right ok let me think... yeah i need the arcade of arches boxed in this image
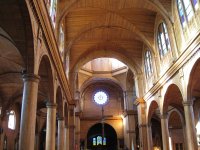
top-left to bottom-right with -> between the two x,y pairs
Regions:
1,0 -> 200,150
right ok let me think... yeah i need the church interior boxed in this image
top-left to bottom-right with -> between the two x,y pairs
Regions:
0,0 -> 200,150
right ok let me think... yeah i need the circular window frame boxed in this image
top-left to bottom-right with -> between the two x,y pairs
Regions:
93,90 -> 109,106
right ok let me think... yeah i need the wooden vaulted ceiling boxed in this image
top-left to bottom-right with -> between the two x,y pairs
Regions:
60,0 -> 160,72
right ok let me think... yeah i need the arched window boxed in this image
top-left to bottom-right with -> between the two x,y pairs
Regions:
144,50 -> 153,78
44,0 -> 57,27
192,0 -> 199,9
8,110 -> 16,130
157,22 -> 171,58
59,24 -> 64,61
49,0 -> 57,27
177,0 -> 195,27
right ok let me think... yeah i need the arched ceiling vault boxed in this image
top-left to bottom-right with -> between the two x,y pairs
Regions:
57,0 -> 173,29
65,10 -> 156,52
71,43 -> 142,76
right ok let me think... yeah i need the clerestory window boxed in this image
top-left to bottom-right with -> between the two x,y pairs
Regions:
144,50 -> 153,78
157,22 -> 171,58
8,110 -> 16,130
177,0 -> 198,27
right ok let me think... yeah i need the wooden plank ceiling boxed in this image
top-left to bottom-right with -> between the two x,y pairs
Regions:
62,0 -> 157,71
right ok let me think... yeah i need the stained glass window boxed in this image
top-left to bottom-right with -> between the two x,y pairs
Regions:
103,137 -> 106,146
50,0 -> 57,27
177,0 -> 186,26
59,24 -> 64,61
183,0 -> 194,20
93,138 -> 96,146
93,136 -> 106,146
157,22 -> 171,58
177,0 -> 195,27
144,50 -> 153,78
192,0 -> 199,9
8,110 -> 16,130
94,91 -> 108,105
97,136 -> 102,145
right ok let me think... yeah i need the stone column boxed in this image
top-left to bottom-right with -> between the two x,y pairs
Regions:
45,102 -> 57,150
147,124 -> 153,150
64,126 -> 69,150
123,111 -> 137,150
57,117 -> 65,150
138,124 -> 148,150
69,105 -> 75,150
135,98 -> 148,150
183,100 -> 198,150
160,114 -> 170,150
19,74 -> 40,150
75,113 -> 81,150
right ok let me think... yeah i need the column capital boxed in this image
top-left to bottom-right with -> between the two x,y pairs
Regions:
23,73 -> 40,82
182,100 -> 193,106
46,102 -> 57,108
134,98 -> 145,106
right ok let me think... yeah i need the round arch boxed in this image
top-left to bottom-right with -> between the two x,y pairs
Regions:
65,17 -> 154,54
57,0 -> 173,35
71,48 -> 141,76
0,1 -> 35,73
162,84 -> 184,115
87,123 -> 118,150
38,55 -> 55,103
187,56 -> 200,100
147,100 -> 161,124
80,76 -> 125,94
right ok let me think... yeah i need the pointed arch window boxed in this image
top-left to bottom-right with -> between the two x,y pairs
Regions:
8,110 -> 16,130
144,50 -> 153,78
50,0 -> 57,27
177,0 -> 196,27
59,24 -> 64,61
157,22 -> 171,58
192,0 -> 199,9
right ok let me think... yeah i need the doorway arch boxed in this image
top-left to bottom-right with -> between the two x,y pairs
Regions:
87,123 -> 118,150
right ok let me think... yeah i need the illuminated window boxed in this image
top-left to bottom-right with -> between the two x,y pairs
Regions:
49,0 -> 57,27
93,91 -> 109,105
93,136 -> 106,146
144,50 -> 153,78
177,0 -> 195,27
93,138 -> 96,146
8,110 -> 16,130
59,24 -> 64,61
192,0 -> 199,9
97,136 -> 102,145
157,22 -> 171,58
103,137 -> 106,146
196,115 -> 200,145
